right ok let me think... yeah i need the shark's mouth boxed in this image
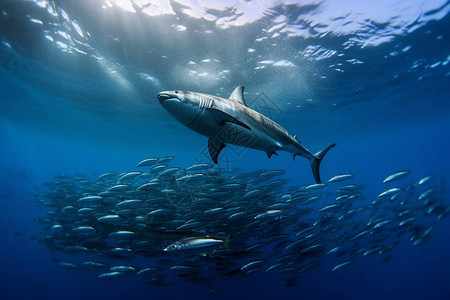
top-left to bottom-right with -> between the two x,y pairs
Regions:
157,93 -> 177,103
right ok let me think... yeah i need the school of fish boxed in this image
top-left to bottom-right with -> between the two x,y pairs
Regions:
34,157 -> 448,290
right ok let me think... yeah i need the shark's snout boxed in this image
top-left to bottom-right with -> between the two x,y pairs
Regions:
157,92 -> 173,103
158,91 -> 182,103
158,90 -> 203,126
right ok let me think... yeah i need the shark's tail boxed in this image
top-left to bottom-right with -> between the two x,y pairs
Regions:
309,143 -> 337,183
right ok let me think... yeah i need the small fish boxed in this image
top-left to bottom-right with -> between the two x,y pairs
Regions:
204,207 -> 224,215
338,184 -> 362,191
77,207 -> 95,216
160,167 -> 180,176
241,189 -> 263,200
107,184 -> 129,192
399,217 -> 416,227
177,173 -> 206,183
147,208 -> 174,217
108,231 -> 136,238
241,260 -> 265,271
328,174 -> 354,183
149,164 -> 167,173
254,210 -> 282,219
305,183 -> 327,190
118,171 -> 141,182
116,199 -> 142,209
300,243 -> 322,254
228,211 -> 247,220
418,187 -> 437,201
331,260 -> 353,271
298,261 -> 321,273
350,229 -> 369,240
363,246 -> 382,256
220,183 -> 244,190
136,267 -> 162,275
176,221 -> 203,230
62,206 -> 76,213
318,203 -> 340,212
98,215 -> 121,224
186,163 -> 212,171
72,226 -> 95,234
110,248 -> 133,255
268,203 -> 291,210
326,246 -> 340,255
266,262 -> 284,272
383,171 -> 410,183
158,156 -> 175,163
99,271 -> 126,279
110,266 -> 135,273
259,170 -> 285,179
137,182 -> 160,190
60,262 -> 80,269
137,158 -> 158,167
98,172 -> 116,180
285,238 -> 305,250
378,188 -> 402,198
373,220 -> 391,229
163,237 -> 224,252
437,207 -> 450,220
51,224 -> 63,232
78,196 -> 102,204
82,261 -> 108,269
301,195 -> 321,204
170,265 -> 199,271
246,242 -> 265,251
418,174 -> 434,185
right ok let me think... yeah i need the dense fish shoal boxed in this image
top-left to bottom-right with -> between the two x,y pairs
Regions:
34,159 -> 448,289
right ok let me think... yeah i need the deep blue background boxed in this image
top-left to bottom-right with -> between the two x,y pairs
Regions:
1,0 -> 449,299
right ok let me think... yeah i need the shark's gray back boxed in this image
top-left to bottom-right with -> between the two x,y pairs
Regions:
211,95 -> 296,146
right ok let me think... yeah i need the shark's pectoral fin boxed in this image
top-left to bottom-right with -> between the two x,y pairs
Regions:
266,151 -> 279,158
206,107 -> 251,130
208,137 -> 226,164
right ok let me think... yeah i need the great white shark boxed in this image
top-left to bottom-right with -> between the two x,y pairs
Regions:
157,86 -> 336,183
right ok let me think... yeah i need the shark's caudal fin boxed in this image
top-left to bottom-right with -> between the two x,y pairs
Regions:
309,143 -> 337,183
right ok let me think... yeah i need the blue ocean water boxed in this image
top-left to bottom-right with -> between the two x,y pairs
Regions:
1,0 -> 449,299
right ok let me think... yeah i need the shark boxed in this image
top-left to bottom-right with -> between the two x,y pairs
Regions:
157,86 -> 336,183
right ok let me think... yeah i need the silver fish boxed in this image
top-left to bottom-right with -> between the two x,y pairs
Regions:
163,237 -> 224,252
383,171 -> 410,183
331,260 -> 353,271
328,173 -> 354,183
137,158 -> 158,167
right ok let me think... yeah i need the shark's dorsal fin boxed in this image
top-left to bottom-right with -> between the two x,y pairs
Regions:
206,107 -> 251,130
208,138 -> 226,164
229,86 -> 247,106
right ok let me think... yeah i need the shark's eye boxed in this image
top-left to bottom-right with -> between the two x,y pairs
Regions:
175,90 -> 179,94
